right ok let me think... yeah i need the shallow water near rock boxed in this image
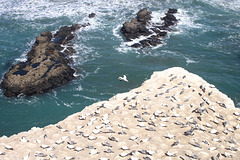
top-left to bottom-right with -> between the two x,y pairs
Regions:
0,0 -> 239,136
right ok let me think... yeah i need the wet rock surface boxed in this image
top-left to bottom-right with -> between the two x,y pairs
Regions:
1,24 -> 88,97
88,13 -> 96,18
120,8 -> 178,48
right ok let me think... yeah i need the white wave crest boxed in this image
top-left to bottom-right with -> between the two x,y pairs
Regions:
174,9 -> 203,35
15,39 -> 35,62
186,58 -> 199,65
0,0 -> 147,21
73,94 -> 99,102
201,0 -> 240,12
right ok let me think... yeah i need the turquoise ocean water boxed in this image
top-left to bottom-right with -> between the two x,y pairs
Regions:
0,0 -> 239,137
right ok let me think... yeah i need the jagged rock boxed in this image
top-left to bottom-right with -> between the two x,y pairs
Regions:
120,9 -> 152,41
162,13 -> 178,27
167,8 -> 178,14
88,13 -> 96,18
136,8 -> 152,24
120,8 -> 178,48
1,24 -> 88,97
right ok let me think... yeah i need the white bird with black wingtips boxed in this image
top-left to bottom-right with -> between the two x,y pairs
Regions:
118,74 -> 128,82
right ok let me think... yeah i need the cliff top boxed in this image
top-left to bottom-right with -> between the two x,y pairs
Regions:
0,67 -> 239,160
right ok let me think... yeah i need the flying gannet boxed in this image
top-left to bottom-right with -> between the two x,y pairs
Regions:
118,75 -> 128,82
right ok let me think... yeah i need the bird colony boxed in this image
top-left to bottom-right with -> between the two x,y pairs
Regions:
0,67 -> 239,160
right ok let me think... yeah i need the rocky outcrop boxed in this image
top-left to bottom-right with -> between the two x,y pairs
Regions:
88,13 -> 96,18
120,8 -> 178,48
1,24 -> 89,97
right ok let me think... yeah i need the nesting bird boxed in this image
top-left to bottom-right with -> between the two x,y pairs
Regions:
67,145 -> 75,150
0,151 -> 6,155
104,149 -> 114,153
64,157 -> 75,160
171,139 -> 180,147
5,145 -> 13,150
102,141 -> 112,147
121,146 -> 130,150
20,136 -> 29,143
165,151 -> 176,157
108,136 -> 118,142
49,153 -> 57,158
119,152 -> 129,157
75,147 -> 84,152
55,140 -> 64,145
185,151 -> 199,159
209,129 -> 219,135
164,133 -> 175,139
208,147 -> 218,151
189,139 -> 202,148
40,144 -> 50,149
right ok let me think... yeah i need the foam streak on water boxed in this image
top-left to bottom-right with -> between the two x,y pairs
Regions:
201,0 -> 240,12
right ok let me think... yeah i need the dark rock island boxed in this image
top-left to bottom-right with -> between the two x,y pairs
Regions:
120,8 -> 178,48
1,24 -> 88,97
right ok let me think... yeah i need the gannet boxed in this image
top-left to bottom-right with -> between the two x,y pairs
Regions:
118,75 -> 128,82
